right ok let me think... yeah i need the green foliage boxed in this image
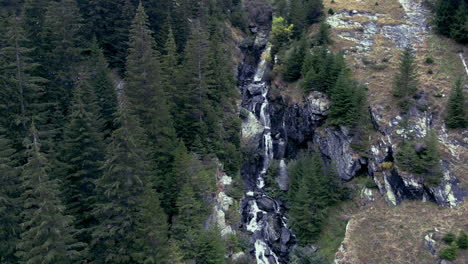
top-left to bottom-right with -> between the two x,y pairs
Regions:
61,73 -> 105,245
193,228 -> 227,264
457,231 -> 468,249
0,14 -> 47,146
328,71 -> 369,128
0,131 -> 20,263
396,130 -> 442,185
288,152 -> 341,245
17,125 -> 85,263
90,102 -> 154,263
433,0 -> 467,43
271,16 -> 293,53
328,8 -> 335,15
88,39 -> 118,138
125,3 -> 178,201
291,246 -> 327,264
316,23 -> 332,46
284,42 -> 306,82
443,232 -> 457,244
445,77 -> 466,129
393,46 -> 418,111
439,246 -> 457,261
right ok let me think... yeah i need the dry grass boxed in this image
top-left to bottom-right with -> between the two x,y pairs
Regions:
324,0 -> 406,20
340,198 -> 468,264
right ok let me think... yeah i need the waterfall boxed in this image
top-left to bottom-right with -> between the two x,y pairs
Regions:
239,30 -> 294,263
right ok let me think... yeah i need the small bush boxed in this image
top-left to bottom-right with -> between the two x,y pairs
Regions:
457,231 -> 468,249
439,246 -> 457,260
443,232 -> 456,244
375,2 -> 379,6
425,57 -> 434,64
380,162 -> 393,171
328,8 -> 335,15
427,69 -> 433,74
364,177 -> 378,189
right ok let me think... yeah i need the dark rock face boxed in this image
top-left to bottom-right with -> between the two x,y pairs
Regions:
313,126 -> 363,181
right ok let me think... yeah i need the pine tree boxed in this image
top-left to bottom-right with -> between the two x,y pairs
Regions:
316,22 -> 332,46
445,77 -> 466,129
90,101 -> 152,264
80,0 -> 135,70
88,39 -> 119,137
0,130 -> 20,263
328,71 -> 355,126
125,2 -> 177,178
176,21 -> 211,149
133,186 -> 169,264
61,72 -> 105,245
167,240 -> 185,264
161,27 -> 179,113
193,228 -> 226,264
0,15 -> 47,147
449,1 -> 468,43
288,153 -> 339,245
393,46 -> 418,110
433,0 -> 459,37
16,125 -> 84,264
283,42 -> 306,82
42,0 -> 85,114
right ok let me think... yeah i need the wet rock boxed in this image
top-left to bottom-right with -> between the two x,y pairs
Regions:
242,108 -> 263,141
257,196 -> 277,212
314,127 -> 361,181
265,216 -> 282,242
277,159 -> 289,191
280,227 -> 291,245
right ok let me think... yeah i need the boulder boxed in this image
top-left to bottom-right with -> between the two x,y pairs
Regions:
256,196 -> 277,212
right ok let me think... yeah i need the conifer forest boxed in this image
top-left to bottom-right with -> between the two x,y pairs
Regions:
0,0 -> 467,264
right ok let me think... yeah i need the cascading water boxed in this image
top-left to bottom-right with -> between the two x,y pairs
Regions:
239,30 -> 295,263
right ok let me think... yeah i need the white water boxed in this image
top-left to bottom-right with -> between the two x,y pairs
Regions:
459,53 -> 468,76
244,43 -> 281,264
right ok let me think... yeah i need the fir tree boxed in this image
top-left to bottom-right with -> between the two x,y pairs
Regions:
393,46 -> 418,110
176,21 -> 211,149
61,72 -> 105,245
0,15 -> 47,146
328,71 -> 355,126
445,77 -> 466,129
283,42 -> 306,82
449,1 -> 468,43
161,27 -> 179,113
133,186 -> 169,264
16,125 -> 84,264
0,130 -> 20,263
80,0 -> 135,70
125,2 -> 177,180
88,39 -> 119,137
90,101 -> 152,264
42,0 -> 85,114
193,228 -> 226,264
288,153 -> 339,245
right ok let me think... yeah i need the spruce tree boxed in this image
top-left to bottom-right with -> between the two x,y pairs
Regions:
445,77 -> 466,129
0,130 -> 20,263
125,2 -> 177,183
61,73 -> 105,245
88,39 -> 119,137
283,43 -> 306,82
193,228 -> 226,264
0,15 -> 47,146
161,27 -> 179,113
288,153 -> 339,245
133,186 -> 169,264
176,21 -> 211,149
393,46 -> 418,110
90,101 -> 151,264
328,71 -> 355,126
42,0 -> 85,116
449,1 -> 468,43
16,125 -> 84,264
80,0 -> 135,70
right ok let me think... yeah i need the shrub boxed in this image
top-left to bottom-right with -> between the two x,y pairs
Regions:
443,232 -> 456,244
427,69 -> 433,74
380,162 -> 393,171
425,57 -> 434,64
328,8 -> 335,15
457,231 -> 468,249
439,246 -> 457,260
